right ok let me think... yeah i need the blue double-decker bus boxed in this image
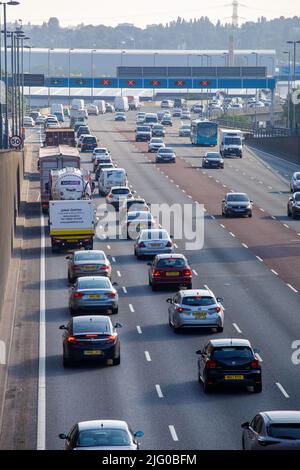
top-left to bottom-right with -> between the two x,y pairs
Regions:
190,120 -> 218,146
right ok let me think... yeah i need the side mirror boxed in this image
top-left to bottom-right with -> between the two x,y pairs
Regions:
241,422 -> 250,429
166,298 -> 172,303
196,349 -> 202,355
59,433 -> 67,440
250,200 -> 253,204
66,256 -> 70,260
216,297 -> 224,302
222,199 -> 225,203
115,322 -> 123,328
134,431 -> 144,438
147,263 -> 152,266
112,282 -> 119,287
170,235 -> 174,239
253,348 -> 261,354
59,325 -> 67,330
289,197 -> 293,201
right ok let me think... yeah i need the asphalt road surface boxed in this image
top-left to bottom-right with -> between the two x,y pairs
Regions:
27,109 -> 300,450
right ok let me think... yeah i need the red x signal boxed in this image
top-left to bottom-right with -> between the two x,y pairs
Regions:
102,79 -> 111,86
127,80 -> 136,86
200,80 -> 209,86
176,80 -> 185,87
151,80 -> 160,86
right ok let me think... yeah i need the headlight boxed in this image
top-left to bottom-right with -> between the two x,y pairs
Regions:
246,204 -> 252,209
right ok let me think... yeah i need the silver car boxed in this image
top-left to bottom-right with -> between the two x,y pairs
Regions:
148,138 -> 165,153
242,411 -> 300,450
290,172 -> 300,193
134,229 -> 174,259
69,276 -> 119,315
59,420 -> 144,450
167,288 -> 224,333
67,250 -> 112,282
156,147 -> 176,163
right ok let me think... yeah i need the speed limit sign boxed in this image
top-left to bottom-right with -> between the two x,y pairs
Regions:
9,135 -> 23,148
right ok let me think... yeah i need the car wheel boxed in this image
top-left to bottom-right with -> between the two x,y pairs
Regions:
173,326 -> 181,334
253,383 -> 262,393
111,306 -> 119,315
113,356 -> 121,366
63,355 -> 72,367
69,307 -> 77,316
242,436 -> 246,450
216,326 -> 224,333
248,212 -> 252,218
287,209 -> 291,217
148,277 -> 152,286
152,284 -> 158,292
292,211 -> 297,220
198,371 -> 202,383
203,380 -> 213,394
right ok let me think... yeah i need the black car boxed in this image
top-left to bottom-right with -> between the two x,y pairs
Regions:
151,124 -> 165,138
202,152 -> 224,169
196,338 -> 262,394
77,125 -> 90,139
81,135 -> 98,152
60,316 -> 122,367
222,192 -> 252,218
287,192 -> 300,219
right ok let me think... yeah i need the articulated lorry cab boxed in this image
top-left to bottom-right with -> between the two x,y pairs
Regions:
220,129 -> 243,158
49,200 -> 95,253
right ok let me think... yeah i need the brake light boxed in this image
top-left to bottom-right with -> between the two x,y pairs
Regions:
138,242 -> 146,248
206,360 -> 217,369
215,306 -> 221,313
166,241 -> 173,247
251,360 -> 259,369
67,336 -> 77,344
106,335 -> 117,344
72,266 -> 81,271
108,194 -> 113,198
176,307 -> 184,313
73,292 -> 84,299
105,292 -> 116,298
183,269 -> 192,277
153,270 -> 161,277
100,265 -> 109,270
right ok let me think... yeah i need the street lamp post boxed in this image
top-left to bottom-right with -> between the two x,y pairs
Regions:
47,47 -> 54,108
2,1 -> 20,148
287,40 -> 300,132
283,51 -> 291,129
27,44 -> 32,113
153,52 -> 158,101
120,50 -> 125,97
91,49 -> 96,103
252,52 -> 259,131
68,48 -> 74,107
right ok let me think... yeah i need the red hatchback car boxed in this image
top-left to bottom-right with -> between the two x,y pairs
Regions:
148,254 -> 192,291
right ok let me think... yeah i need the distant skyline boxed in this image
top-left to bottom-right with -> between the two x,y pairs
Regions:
6,0 -> 300,28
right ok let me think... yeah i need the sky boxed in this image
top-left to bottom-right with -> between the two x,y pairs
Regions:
6,0 -> 300,28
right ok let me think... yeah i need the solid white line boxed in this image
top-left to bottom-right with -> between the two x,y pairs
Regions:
169,425 -> 179,442
211,215 -> 216,220
271,269 -> 278,276
37,213 -> 46,450
107,245 -> 111,250
145,351 -> 152,362
287,284 -> 298,293
137,326 -> 142,334
117,271 -> 122,277
220,224 -> 225,229
174,243 -> 178,249
271,216 -> 276,220
192,270 -> 198,276
259,208 -> 265,212
129,304 -> 135,313
256,354 -> 263,363
155,385 -> 164,398
122,286 -> 128,294
283,224 -> 289,229
233,323 -> 242,334
229,232 -> 236,238
188,195 -> 192,199
276,382 -> 290,398
242,243 -> 248,249
256,256 -> 263,262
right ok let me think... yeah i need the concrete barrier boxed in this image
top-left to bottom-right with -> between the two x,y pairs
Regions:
0,149 -> 24,318
246,137 -> 300,165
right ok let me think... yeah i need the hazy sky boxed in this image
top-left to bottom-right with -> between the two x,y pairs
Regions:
7,0 -> 300,28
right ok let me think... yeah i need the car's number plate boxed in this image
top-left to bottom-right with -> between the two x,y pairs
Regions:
84,266 -> 96,271
166,272 -> 180,277
225,375 -> 244,380
84,350 -> 102,356
89,295 -> 102,299
151,243 -> 161,247
194,311 -> 207,319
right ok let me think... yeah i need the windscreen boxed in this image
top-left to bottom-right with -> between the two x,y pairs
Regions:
225,137 -> 241,145
77,278 -> 111,289
75,252 -> 105,262
268,424 -> 300,440
212,347 -> 253,360
182,296 -> 215,306
77,429 -> 131,447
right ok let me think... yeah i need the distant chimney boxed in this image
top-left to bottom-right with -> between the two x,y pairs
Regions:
229,35 -> 235,66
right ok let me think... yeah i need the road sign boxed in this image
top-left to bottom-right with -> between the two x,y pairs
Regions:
9,135 -> 23,148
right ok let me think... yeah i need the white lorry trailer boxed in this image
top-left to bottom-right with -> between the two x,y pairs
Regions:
49,200 -> 95,252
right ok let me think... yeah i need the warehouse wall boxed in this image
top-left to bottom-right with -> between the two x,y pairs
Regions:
0,150 -> 24,318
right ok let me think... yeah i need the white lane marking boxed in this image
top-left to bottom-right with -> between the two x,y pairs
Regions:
233,323 -> 242,334
145,351 -> 152,362
220,224 -> 225,229
122,286 -> 128,294
137,326 -> 142,335
204,285 -> 209,290
176,184 -> 179,188
182,189 -> 186,193
256,256 -> 263,262
223,185 -> 227,188
169,425 -> 179,442
188,195 -> 192,199
208,175 -> 213,178
259,208 -> 265,212
107,245 -> 111,250
216,179 -> 220,183
267,186 -> 273,189
37,213 -> 46,450
271,216 -> 276,220
170,179 -> 174,183
229,232 -> 236,238
276,382 -> 290,398
192,270 -> 198,276
129,304 -> 135,313
174,243 -> 178,249
242,243 -> 248,249
211,215 -> 216,220
287,284 -> 298,293
283,224 -> 289,229
0,340 -> 5,365
258,181 -> 263,184
112,257 -> 116,263
117,271 -> 122,277
155,385 -> 164,398
298,234 -> 300,237
271,269 -> 278,276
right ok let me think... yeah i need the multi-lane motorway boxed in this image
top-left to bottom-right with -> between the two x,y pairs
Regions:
7,106 -> 300,450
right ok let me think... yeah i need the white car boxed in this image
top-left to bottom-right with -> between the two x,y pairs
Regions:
181,112 -> 191,120
161,100 -> 174,109
23,116 -> 35,127
106,186 -> 134,209
92,147 -> 111,162
290,172 -> 300,193
59,420 -> 144,450
148,138 -> 165,153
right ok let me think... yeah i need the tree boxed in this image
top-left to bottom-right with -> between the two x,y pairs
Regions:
48,17 -> 60,30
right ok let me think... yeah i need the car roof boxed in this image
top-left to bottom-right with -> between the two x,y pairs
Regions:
127,198 -> 146,204
78,420 -> 129,431
77,276 -> 111,283
209,338 -> 252,348
226,192 -> 248,197
180,289 -> 212,297
160,147 -> 173,151
293,172 -> 300,176
110,186 -> 130,191
262,411 -> 300,424
155,254 -> 187,260
74,250 -> 105,256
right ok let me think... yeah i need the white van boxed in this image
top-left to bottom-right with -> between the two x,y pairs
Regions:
93,100 -> 106,114
114,96 -> 129,112
98,168 -> 128,196
220,129 -> 243,158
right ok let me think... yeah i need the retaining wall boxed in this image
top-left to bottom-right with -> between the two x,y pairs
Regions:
246,137 -> 300,165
